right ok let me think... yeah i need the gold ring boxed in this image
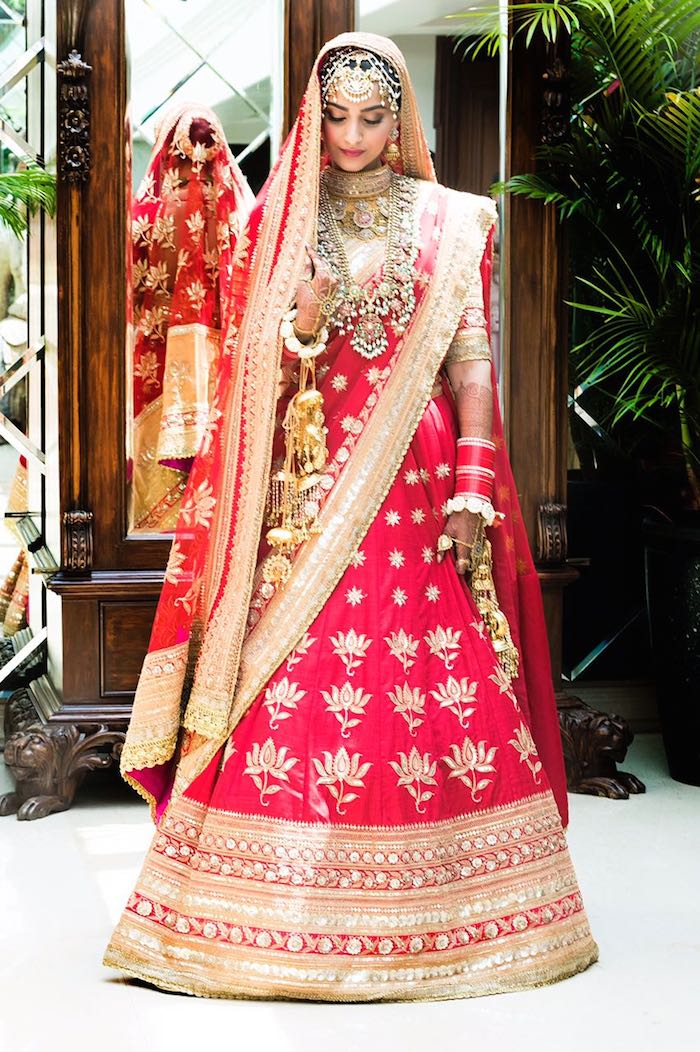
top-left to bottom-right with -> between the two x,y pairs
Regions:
437,533 -> 453,552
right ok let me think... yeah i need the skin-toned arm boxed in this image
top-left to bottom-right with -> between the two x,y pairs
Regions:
439,357 -> 493,573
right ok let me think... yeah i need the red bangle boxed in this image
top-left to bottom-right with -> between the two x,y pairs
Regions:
455,437 -> 495,501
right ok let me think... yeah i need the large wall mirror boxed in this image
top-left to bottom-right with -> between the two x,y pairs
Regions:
125,0 -> 284,535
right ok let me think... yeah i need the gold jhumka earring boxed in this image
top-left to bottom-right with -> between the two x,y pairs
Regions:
385,126 -> 401,167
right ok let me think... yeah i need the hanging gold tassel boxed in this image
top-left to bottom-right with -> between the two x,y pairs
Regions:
261,353 -> 328,586
467,523 -> 520,684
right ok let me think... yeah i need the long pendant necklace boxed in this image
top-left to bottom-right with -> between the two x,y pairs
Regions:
318,171 -> 419,360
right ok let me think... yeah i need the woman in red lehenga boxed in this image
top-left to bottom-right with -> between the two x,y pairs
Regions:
105,33 -> 599,1000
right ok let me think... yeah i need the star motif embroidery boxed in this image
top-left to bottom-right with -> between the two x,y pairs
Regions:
392,587 -> 408,606
441,502 -> 451,517
435,463 -> 451,479
404,470 -> 420,486
330,373 -> 348,392
411,508 -> 426,524
388,549 -> 405,569
366,366 -> 389,386
349,549 -> 367,568
346,586 -> 366,606
419,468 -> 430,482
341,415 -> 362,435
425,584 -> 441,602
421,546 -> 435,564
385,510 -> 401,526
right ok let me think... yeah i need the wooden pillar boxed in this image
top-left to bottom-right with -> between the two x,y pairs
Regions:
283,0 -> 354,136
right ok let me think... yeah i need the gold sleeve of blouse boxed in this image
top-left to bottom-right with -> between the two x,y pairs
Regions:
443,273 -> 491,366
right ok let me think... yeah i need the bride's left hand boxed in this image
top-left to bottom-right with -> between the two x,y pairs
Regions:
437,509 -> 480,575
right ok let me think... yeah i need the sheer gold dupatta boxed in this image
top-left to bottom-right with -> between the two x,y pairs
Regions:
120,33 -> 493,817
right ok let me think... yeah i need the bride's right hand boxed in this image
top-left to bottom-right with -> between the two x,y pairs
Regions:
294,245 -> 337,340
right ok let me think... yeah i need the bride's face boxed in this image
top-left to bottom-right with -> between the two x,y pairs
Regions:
322,82 -> 397,173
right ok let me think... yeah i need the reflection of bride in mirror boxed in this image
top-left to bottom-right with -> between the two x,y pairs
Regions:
127,104 -> 253,533
107,33 -> 598,1000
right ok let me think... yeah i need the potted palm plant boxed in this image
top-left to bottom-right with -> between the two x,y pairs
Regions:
457,0 -> 700,783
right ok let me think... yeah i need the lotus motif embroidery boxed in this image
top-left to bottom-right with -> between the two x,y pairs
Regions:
321,683 -> 372,738
329,629 -> 372,676
488,663 -> 520,709
508,721 -> 542,783
262,677 -> 306,730
243,738 -> 299,806
430,676 -> 478,728
384,629 -> 420,674
389,747 -> 438,814
164,541 -> 186,585
387,683 -> 427,736
443,735 -> 498,802
424,625 -> 462,670
181,479 -> 216,528
286,632 -> 317,671
312,747 -> 372,815
152,214 -> 176,250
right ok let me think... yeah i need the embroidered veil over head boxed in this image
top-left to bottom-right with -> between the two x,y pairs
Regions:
121,34 -> 568,831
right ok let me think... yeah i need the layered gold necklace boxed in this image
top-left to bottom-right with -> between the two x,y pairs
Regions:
318,164 -> 419,359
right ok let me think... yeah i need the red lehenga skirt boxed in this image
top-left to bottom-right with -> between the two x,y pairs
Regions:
105,364 -> 599,1001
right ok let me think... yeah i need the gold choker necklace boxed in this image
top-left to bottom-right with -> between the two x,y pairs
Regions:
323,163 -> 392,199
323,164 -> 392,241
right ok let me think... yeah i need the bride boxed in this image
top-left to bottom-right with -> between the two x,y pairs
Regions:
104,32 -> 599,1001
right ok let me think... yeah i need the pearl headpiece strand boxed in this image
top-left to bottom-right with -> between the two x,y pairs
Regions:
320,48 -> 402,117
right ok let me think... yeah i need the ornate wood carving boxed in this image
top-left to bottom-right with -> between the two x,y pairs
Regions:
61,508 -> 94,572
536,501 -> 567,566
57,1 -> 93,182
2,688 -> 39,744
558,695 -> 646,798
0,722 -> 124,821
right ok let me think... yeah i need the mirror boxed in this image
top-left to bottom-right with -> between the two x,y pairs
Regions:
125,0 -> 283,535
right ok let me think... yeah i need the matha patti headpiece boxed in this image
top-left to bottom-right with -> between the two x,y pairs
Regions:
320,48 -> 402,117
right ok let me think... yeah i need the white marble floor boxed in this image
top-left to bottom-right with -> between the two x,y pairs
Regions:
0,733 -> 697,1052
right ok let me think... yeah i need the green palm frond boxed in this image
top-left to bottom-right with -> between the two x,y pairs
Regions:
0,164 -> 57,237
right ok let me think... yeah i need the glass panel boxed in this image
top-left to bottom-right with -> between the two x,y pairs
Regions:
125,0 -> 283,536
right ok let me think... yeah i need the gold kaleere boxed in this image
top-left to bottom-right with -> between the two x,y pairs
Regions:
468,523 -> 520,683
262,345 -> 329,586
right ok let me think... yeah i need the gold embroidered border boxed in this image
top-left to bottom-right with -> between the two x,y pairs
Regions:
104,791 -> 598,1001
444,328 -> 492,364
